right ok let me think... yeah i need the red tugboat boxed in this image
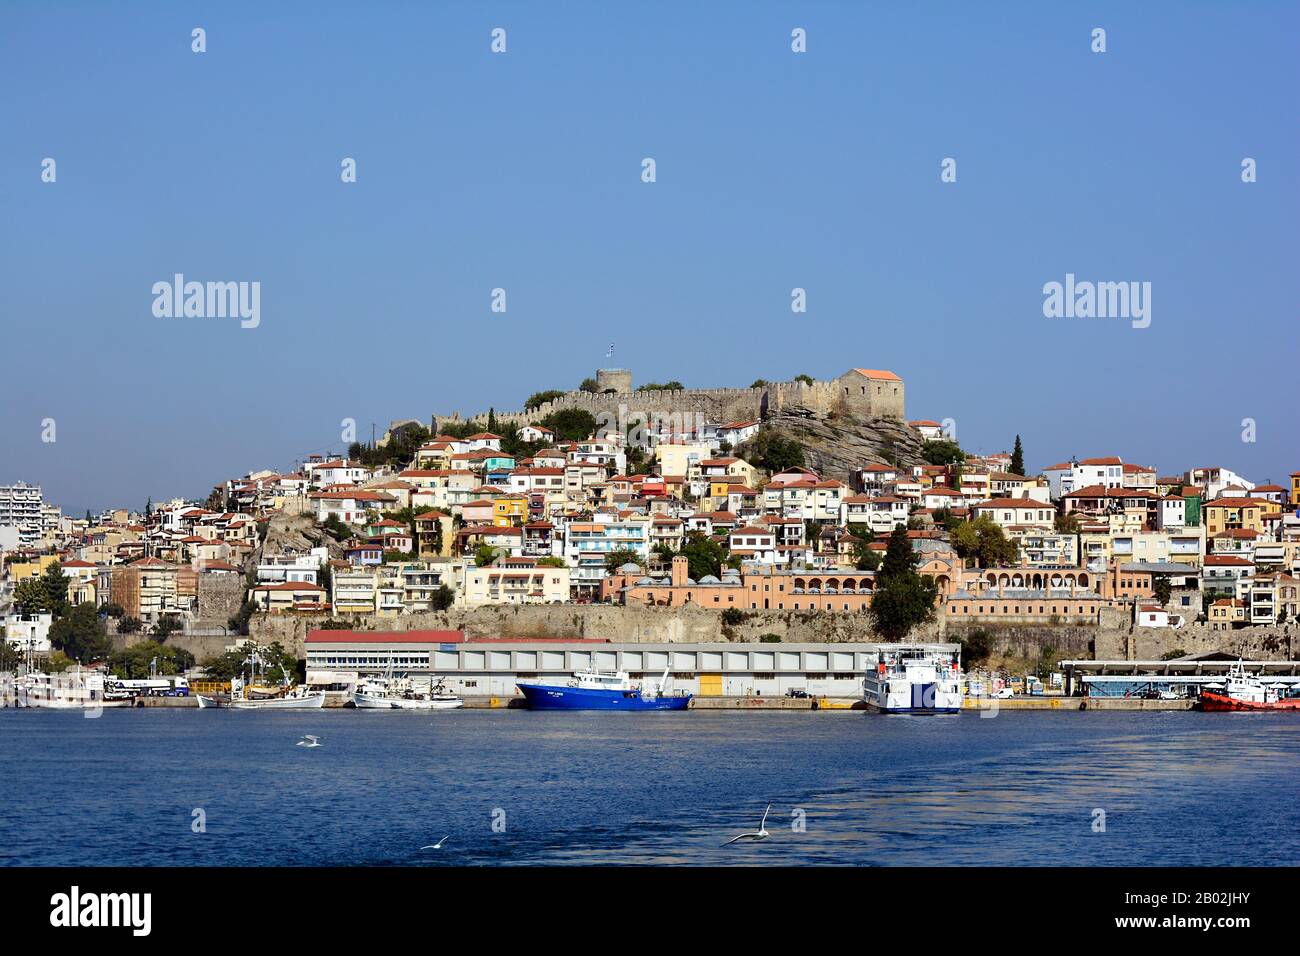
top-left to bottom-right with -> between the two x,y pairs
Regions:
1197,662 -> 1300,712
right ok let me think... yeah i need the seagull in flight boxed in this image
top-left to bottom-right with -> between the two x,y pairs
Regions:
296,735 -> 322,748
723,803 -> 771,846
420,836 -> 450,850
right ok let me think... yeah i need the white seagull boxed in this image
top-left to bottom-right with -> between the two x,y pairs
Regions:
296,735 -> 322,748
420,836 -> 450,850
723,803 -> 772,846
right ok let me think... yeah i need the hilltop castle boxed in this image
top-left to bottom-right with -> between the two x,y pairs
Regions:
397,368 -> 905,439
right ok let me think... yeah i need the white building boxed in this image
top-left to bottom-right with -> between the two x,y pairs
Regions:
0,482 -> 44,546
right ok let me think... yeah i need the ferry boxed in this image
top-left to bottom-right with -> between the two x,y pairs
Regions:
862,643 -> 963,714
1197,662 -> 1300,712
517,666 -> 692,711
354,676 -> 464,710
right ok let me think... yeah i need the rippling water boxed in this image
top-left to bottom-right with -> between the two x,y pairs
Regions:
2,709 -> 1297,866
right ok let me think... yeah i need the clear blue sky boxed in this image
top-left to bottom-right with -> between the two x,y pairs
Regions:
3,1 -> 1296,514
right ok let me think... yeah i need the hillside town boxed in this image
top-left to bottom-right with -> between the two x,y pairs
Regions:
3,367 -> 1299,666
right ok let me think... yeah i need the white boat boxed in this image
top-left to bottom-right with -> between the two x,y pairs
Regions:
353,676 -> 463,710
862,643 -> 963,714
12,669 -> 131,709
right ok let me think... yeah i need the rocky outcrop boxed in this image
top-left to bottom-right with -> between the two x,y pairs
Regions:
259,511 -> 344,562
762,408 -> 927,482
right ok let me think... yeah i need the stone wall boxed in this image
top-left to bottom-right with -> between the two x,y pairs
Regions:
196,574 -> 245,627
415,371 -> 905,439
1095,623 -> 1298,661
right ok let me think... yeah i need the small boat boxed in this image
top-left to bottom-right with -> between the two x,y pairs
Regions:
517,666 -> 691,711
354,676 -> 463,710
196,676 -> 326,709
11,669 -> 132,709
862,643 -> 963,714
1197,662 -> 1300,712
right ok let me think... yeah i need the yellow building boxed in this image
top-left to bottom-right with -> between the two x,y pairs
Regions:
1202,497 -> 1281,536
492,493 -> 529,527
9,555 -> 60,582
1291,471 -> 1300,506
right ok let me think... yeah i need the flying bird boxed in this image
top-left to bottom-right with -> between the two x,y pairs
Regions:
723,803 -> 771,846
296,735 -> 322,748
420,836 -> 450,850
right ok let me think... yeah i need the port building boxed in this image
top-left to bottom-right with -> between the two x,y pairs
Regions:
304,629 -> 905,701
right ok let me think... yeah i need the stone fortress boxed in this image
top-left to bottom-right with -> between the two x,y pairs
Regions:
398,368 -> 906,439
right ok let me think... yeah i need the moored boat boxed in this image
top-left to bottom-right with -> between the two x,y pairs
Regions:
517,666 -> 691,711
353,676 -> 463,710
862,643 -> 963,714
1197,662 -> 1300,712
12,669 -> 131,710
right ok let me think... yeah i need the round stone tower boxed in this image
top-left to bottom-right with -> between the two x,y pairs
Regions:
595,368 -> 632,394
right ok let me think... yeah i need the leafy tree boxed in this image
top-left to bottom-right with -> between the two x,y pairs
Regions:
579,377 -> 598,393
958,628 -> 993,665
950,516 -> 1019,567
539,408 -> 597,442
855,545 -> 883,572
117,616 -> 143,634
794,374 -> 815,385
101,602 -> 125,618
527,390 -> 563,412
1054,511 -> 1081,534
1009,435 -> 1025,477
749,379 -> 768,388
486,408 -> 499,435
228,599 -> 255,636
1153,577 -> 1172,605
108,641 -> 194,679
604,548 -> 643,571
0,641 -> 23,670
536,556 -> 567,568
201,641 -> 298,684
1159,648 -> 1188,661
679,533 -> 727,580
14,563 -> 70,617
321,514 -> 352,540
758,633 -> 783,643
48,603 -> 113,663
737,431 -> 804,474
640,381 -> 685,391
152,616 -> 182,640
474,544 -> 499,568
868,527 -> 938,642
428,585 -> 455,611
920,439 -> 966,466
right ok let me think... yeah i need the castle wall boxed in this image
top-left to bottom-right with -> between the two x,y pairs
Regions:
426,372 -> 903,438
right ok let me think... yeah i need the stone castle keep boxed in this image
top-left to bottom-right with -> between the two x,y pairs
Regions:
407,368 -> 905,436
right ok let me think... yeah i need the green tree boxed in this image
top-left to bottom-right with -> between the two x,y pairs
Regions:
1054,511 -> 1081,534
679,533 -> 726,580
920,439 -> 966,466
579,377 -> 598,393
537,556 -> 567,568
950,516 -> 1020,568
525,390 -> 566,411
749,379 -> 768,388
14,563 -> 70,617
604,548 -> 643,571
428,585 -> 455,611
48,603 -> 113,663
152,616 -> 182,640
539,408 -> 598,442
201,641 -> 298,684
1009,435 -> 1025,477
958,628 -> 993,665
737,431 -> 805,474
868,527 -> 938,642
321,514 -> 352,540
794,374 -> 815,386
1153,577 -> 1172,604
108,641 -> 195,679
474,544 -> 499,568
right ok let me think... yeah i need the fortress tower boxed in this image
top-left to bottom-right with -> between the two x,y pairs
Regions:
595,368 -> 633,394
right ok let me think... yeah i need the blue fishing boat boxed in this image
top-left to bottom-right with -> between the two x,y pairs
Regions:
517,667 -> 692,711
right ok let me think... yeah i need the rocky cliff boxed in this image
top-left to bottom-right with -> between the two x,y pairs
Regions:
762,408 -> 927,482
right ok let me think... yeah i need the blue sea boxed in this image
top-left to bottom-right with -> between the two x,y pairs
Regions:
2,710 -> 1297,866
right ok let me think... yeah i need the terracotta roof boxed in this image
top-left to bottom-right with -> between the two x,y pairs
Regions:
850,368 -> 901,381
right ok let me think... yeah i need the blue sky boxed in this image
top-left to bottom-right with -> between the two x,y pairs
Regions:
3,1 -> 1296,514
